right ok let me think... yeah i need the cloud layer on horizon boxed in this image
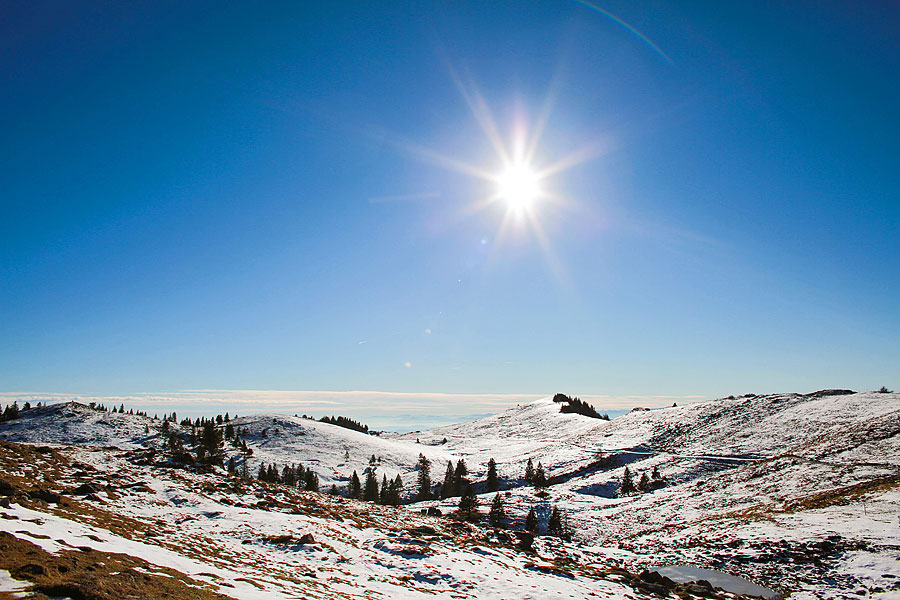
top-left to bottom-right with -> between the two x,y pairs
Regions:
0,389 -> 703,420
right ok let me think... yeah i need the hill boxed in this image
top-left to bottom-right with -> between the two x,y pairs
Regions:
1,390 -> 899,599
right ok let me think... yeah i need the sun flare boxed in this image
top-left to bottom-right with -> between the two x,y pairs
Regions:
495,162 -> 541,212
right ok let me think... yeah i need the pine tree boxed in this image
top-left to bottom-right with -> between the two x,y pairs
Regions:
197,421 -> 224,466
652,465 -> 661,480
416,454 -> 432,501
454,459 -> 468,481
379,474 -> 390,504
458,481 -> 478,520
524,458 -> 534,483
283,465 -> 296,487
349,471 -> 362,498
488,493 -> 506,527
304,470 -> 319,492
547,506 -> 566,537
227,456 -> 236,475
638,472 -> 650,492
363,470 -> 379,501
258,463 -> 267,481
524,507 -> 539,533
441,461 -> 456,499
389,474 -> 403,505
533,462 -> 547,488
486,458 -> 499,492
620,466 -> 636,496
330,484 -> 340,496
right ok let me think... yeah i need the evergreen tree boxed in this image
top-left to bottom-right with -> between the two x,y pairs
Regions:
620,467 -> 636,496
304,470 -> 319,492
349,471 -> 362,498
2,402 -> 19,422
486,458 -> 499,492
548,506 -> 567,537
258,463 -> 267,481
441,461 -> 456,499
458,481 -> 478,520
389,474 -> 403,505
330,484 -> 340,496
224,423 -> 235,440
524,507 -> 539,533
227,456 -> 236,475
363,470 -> 379,501
240,459 -> 250,479
652,465 -> 661,480
638,472 -> 651,492
454,459 -> 468,481
488,493 -> 506,527
416,453 -> 432,501
283,465 -> 296,487
379,474 -> 390,504
524,458 -> 534,483
533,462 -> 547,488
197,421 -> 224,466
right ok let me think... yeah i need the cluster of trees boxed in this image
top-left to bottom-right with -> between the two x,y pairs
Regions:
0,402 -> 21,422
87,402 -> 150,417
440,459 -> 471,499
619,465 -> 665,496
319,415 -> 369,434
485,494 -> 569,538
553,394 -> 610,420
255,461 -> 319,491
524,458 -> 548,488
347,470 -> 404,505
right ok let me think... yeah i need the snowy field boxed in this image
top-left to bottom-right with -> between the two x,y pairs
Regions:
1,390 -> 899,599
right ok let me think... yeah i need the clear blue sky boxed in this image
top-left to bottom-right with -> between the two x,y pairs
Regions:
2,1 -> 898,410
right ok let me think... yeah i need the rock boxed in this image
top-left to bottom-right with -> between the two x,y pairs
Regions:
72,483 -> 100,495
297,533 -> 315,545
28,489 -> 62,504
0,479 -> 16,496
426,507 -> 442,516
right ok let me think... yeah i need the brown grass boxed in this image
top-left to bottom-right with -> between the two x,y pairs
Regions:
0,531 -> 238,600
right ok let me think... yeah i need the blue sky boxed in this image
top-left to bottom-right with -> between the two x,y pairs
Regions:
1,1 -> 898,421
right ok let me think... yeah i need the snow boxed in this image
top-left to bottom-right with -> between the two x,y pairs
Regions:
0,569 -> 30,596
2,390 -> 899,599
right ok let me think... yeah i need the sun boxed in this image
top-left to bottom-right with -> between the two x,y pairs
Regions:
495,162 -> 541,212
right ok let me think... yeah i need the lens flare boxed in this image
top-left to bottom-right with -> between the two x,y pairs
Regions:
495,162 -> 541,212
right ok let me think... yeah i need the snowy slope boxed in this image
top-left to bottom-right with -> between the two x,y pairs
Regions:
0,441 -> 677,600
228,413 -> 458,490
2,391 -> 899,598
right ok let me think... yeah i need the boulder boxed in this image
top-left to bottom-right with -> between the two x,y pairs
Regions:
72,483 -> 100,495
0,479 -> 16,496
28,489 -> 62,504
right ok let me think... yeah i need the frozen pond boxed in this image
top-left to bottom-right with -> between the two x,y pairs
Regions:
651,565 -> 779,599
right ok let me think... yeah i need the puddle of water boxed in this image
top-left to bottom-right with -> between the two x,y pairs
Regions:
651,565 -> 779,599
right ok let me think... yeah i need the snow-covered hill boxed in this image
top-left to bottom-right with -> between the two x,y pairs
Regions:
2,390 -> 899,599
